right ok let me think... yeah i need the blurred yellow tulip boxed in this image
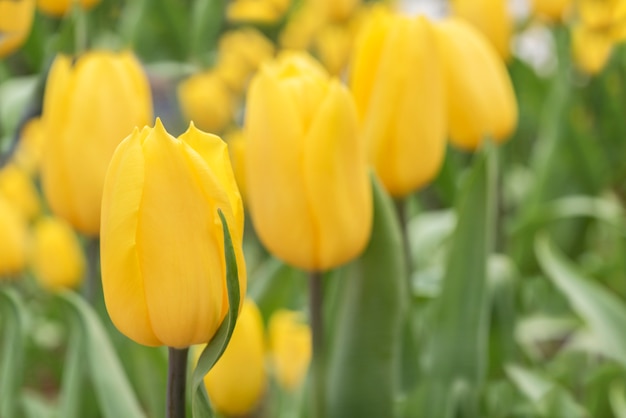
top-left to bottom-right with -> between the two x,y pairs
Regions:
312,0 -> 361,21
0,163 -> 40,222
40,50 -> 153,236
436,18 -> 518,150
178,71 -> 235,134
37,0 -> 100,16
30,216 -> 85,291
351,8 -> 446,196
530,0 -> 572,21
313,23 -> 353,76
204,299 -> 266,416
227,0 -> 291,23
450,0 -> 512,60
245,52 -> 372,271
279,2 -> 325,49
225,130 -> 248,202
572,24 -> 615,74
14,117 -> 45,175
0,0 -> 35,58
0,196 -> 28,278
268,310 -> 311,391
101,119 -> 246,348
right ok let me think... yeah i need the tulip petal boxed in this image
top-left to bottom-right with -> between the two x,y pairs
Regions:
304,81 -> 372,269
137,120 -> 227,348
101,128 -> 160,346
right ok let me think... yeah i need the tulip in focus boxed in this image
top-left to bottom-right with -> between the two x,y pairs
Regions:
203,299 -> 266,416
351,7 -> 446,196
225,130 -> 248,202
245,52 -> 372,271
30,216 -> 85,291
450,0 -> 512,60
100,119 -> 246,348
269,310 -> 312,391
40,50 -> 153,236
0,0 -> 35,58
0,196 -> 28,278
178,71 -> 235,134
0,163 -> 40,222
37,0 -> 100,16
435,18 -> 518,150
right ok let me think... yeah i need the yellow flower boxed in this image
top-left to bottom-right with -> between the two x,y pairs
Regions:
224,130 -> 248,203
0,196 -> 28,278
40,50 -> 153,236
268,310 -> 311,391
313,23 -> 353,76
245,52 -> 372,271
100,119 -> 246,348
530,0 -> 572,22
450,0 -> 512,60
312,0 -> 361,21
227,0 -> 291,23
14,117 -> 45,175
435,17 -> 518,150
350,8 -> 446,196
279,2 -> 325,50
203,299 -> 266,416
572,24 -> 615,74
37,0 -> 100,17
0,163 -> 40,222
30,216 -> 85,291
178,71 -> 235,134
0,0 -> 35,58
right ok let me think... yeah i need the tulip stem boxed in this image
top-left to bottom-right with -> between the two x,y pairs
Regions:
166,347 -> 189,418
309,271 -> 325,418
394,198 -> 413,283
83,238 -> 100,304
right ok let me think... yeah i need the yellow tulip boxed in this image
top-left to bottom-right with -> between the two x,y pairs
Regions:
30,216 -> 85,291
178,71 -> 235,134
279,2 -> 325,50
224,130 -> 248,203
268,310 -> 311,391
450,0 -> 512,60
100,119 -> 246,348
37,0 -> 100,17
40,50 -> 153,236
245,52 -> 372,271
14,117 -> 45,175
227,0 -> 291,24
313,23 -> 353,76
350,8 -> 446,196
435,18 -> 518,150
312,0 -> 361,21
0,0 -> 35,58
0,196 -> 28,278
530,0 -> 572,21
204,299 -> 266,416
0,163 -> 40,222
572,24 -> 615,74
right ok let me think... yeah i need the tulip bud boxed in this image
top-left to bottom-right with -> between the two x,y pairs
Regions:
268,310 -> 311,391
350,8 -> 446,196
15,117 -> 45,175
178,71 -> 235,134
530,0 -> 572,22
0,0 -> 35,58
0,164 -> 40,222
224,130 -> 248,203
30,216 -> 85,291
0,196 -> 28,278
436,18 -> 518,150
37,0 -> 100,17
572,24 -> 614,74
312,0 -> 361,21
40,50 -> 153,236
245,52 -> 372,271
450,0 -> 512,60
204,299 -> 266,416
100,119 -> 246,348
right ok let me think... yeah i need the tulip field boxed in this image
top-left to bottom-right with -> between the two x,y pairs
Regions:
4,0 -> 626,417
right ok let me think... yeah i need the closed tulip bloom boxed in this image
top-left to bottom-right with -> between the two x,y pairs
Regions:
204,299 -> 266,416
0,164 -> 41,222
0,0 -> 35,58
30,217 -> 85,290
351,8 -> 446,196
268,310 -> 311,391
101,119 -> 246,348
245,52 -> 372,271
15,118 -> 45,175
225,130 -> 248,202
0,196 -> 28,278
436,18 -> 518,150
530,0 -> 572,21
40,51 -> 153,236
37,0 -> 100,17
313,0 -> 361,21
451,0 -> 512,60
572,24 -> 615,74
178,71 -> 235,134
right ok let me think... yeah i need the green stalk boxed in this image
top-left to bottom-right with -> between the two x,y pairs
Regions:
309,271 -> 325,418
166,347 -> 189,418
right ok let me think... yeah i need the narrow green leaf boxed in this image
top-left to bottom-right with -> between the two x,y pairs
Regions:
189,0 -> 226,63
57,310 -> 85,418
0,288 -> 26,418
610,383 -> 626,418
58,291 -> 145,418
326,175 -> 405,418
21,391 -> 57,418
191,209 -> 241,418
535,234 -> 626,367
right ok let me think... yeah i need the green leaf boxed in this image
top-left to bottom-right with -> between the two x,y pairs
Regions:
191,209 -> 241,418
57,291 -> 145,418
189,0 -> 226,63
610,383 -> 626,418
325,175 -> 405,418
409,143 -> 496,417
0,287 -> 27,418
535,234 -> 626,367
